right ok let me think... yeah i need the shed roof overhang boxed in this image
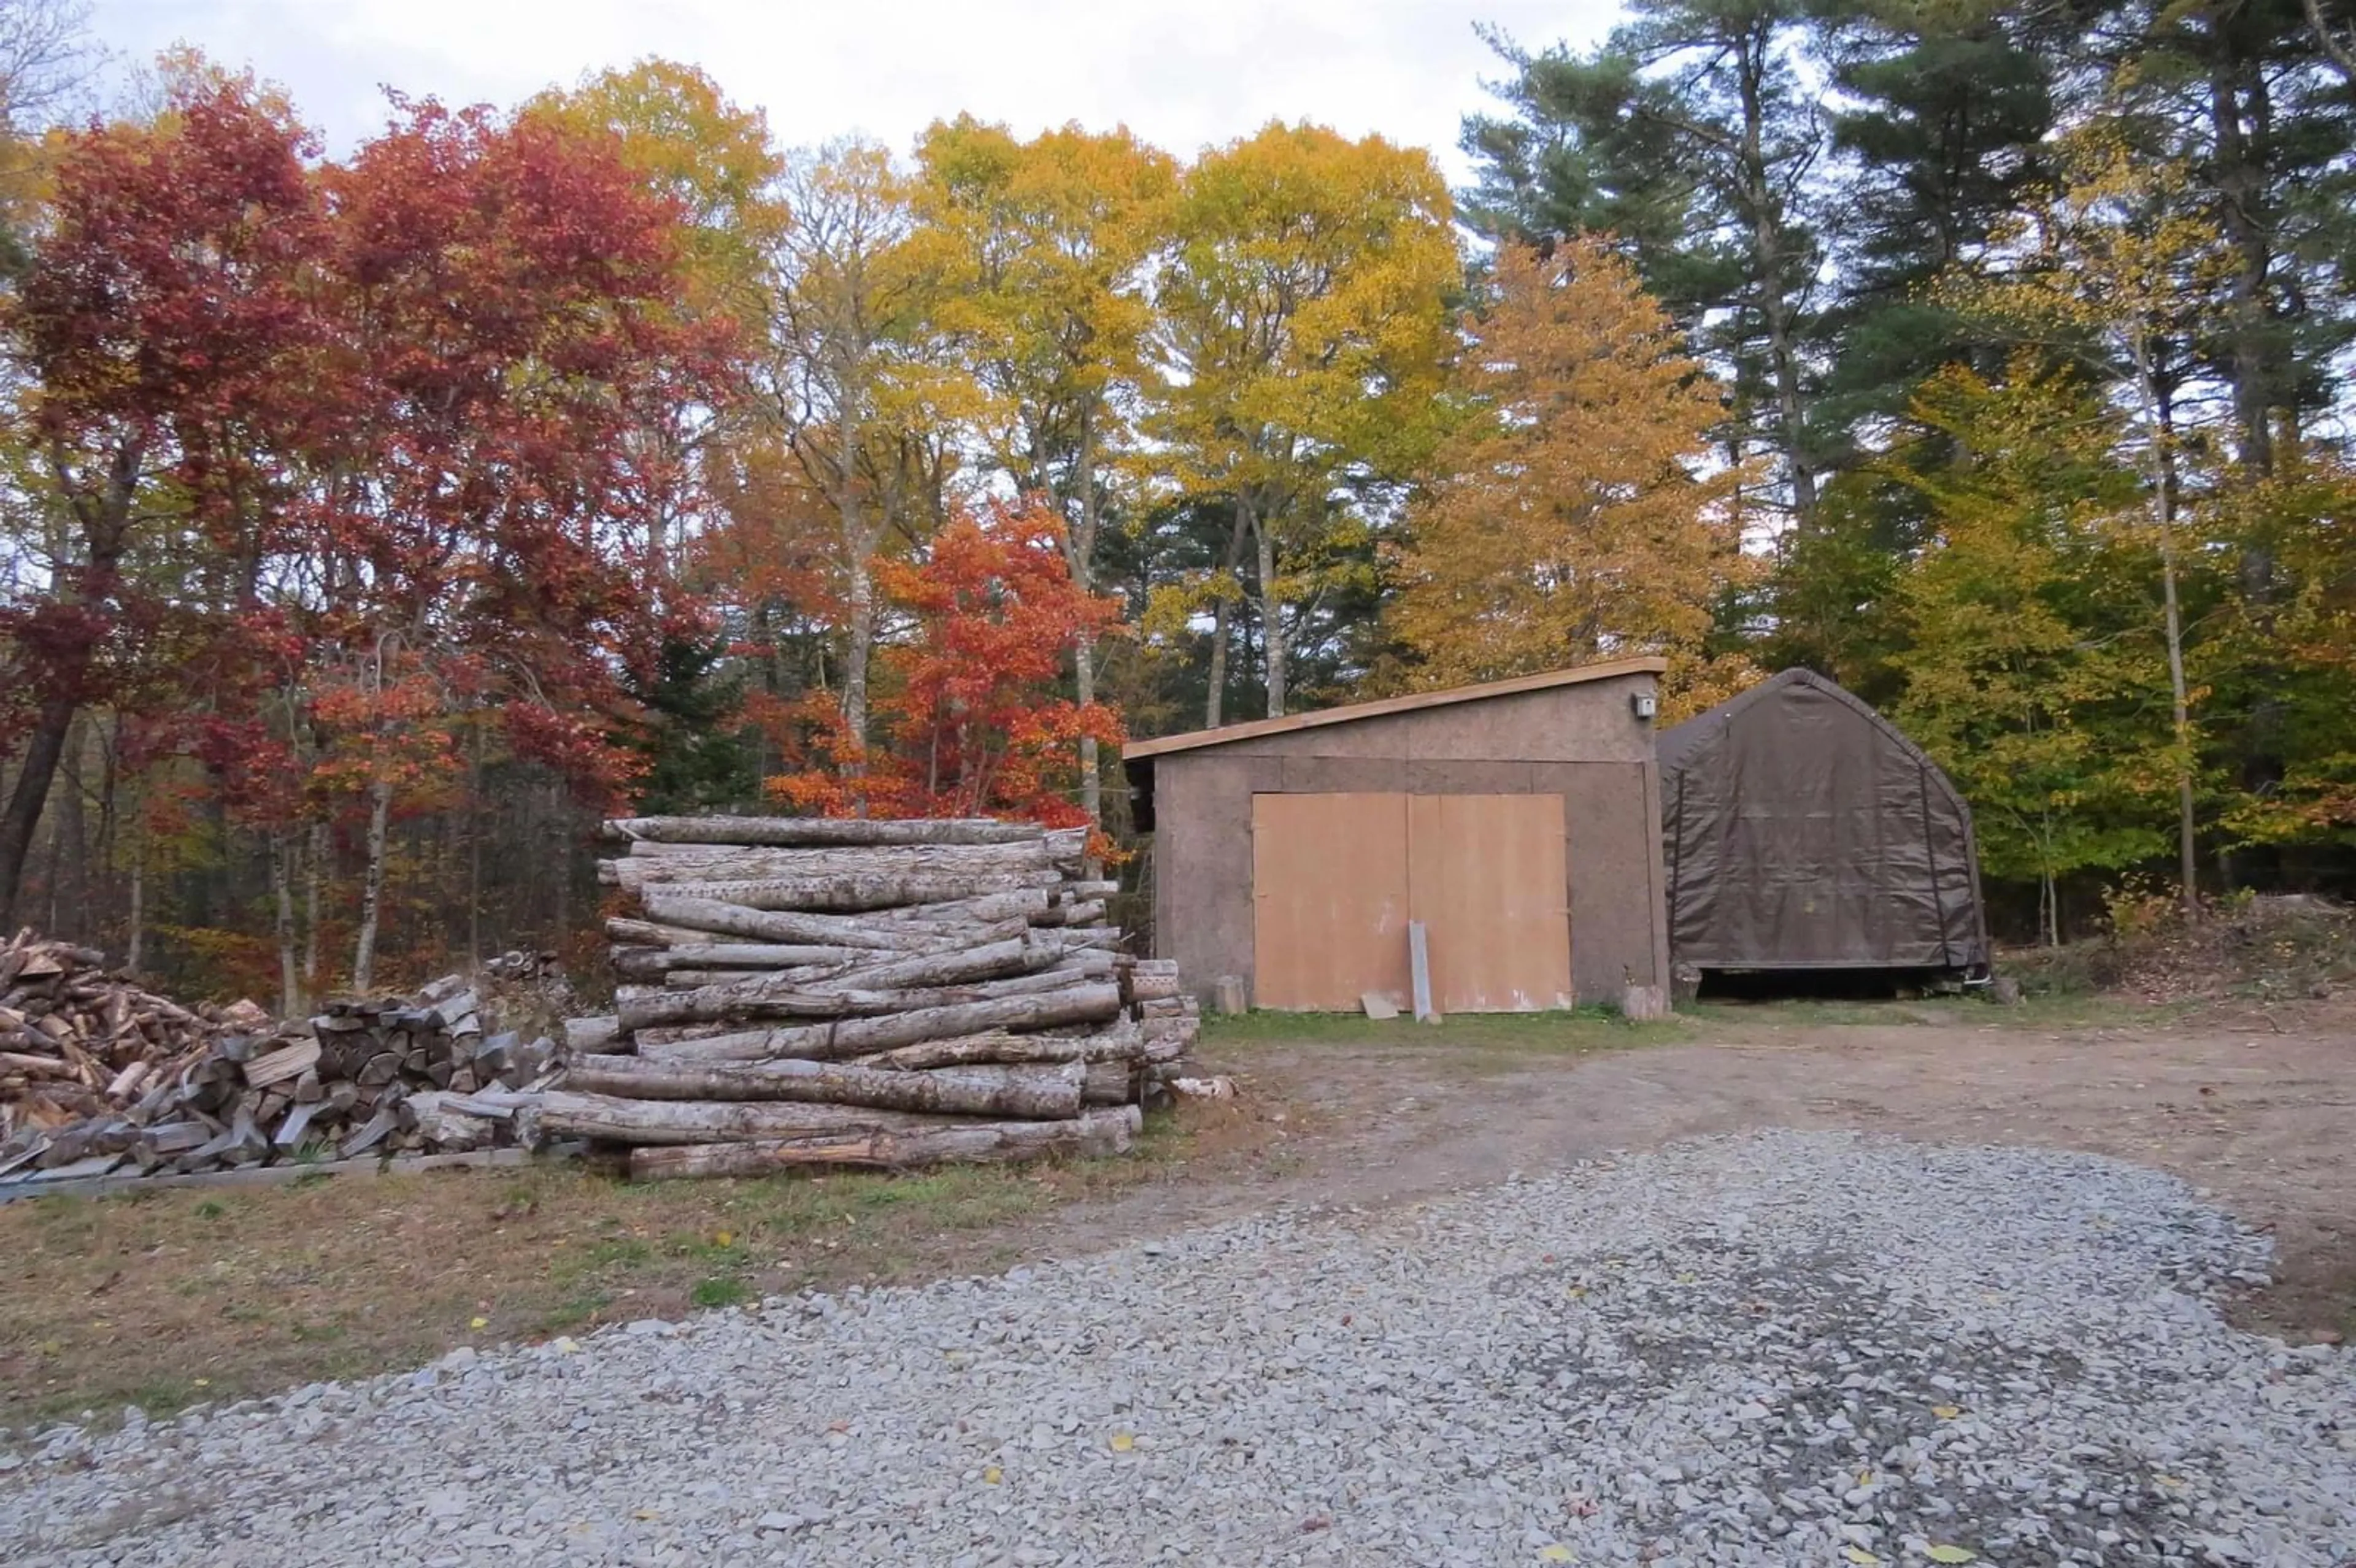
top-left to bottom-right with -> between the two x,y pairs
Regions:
1118,656 -> 1666,830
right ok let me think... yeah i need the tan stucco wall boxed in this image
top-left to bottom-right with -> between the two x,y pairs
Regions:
1143,671 -> 1669,1009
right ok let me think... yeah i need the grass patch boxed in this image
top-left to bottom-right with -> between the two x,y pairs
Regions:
689,1276 -> 752,1310
1203,1007 -> 1683,1056
0,1119 -> 1228,1430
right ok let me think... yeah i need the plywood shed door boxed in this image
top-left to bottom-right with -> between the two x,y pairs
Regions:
1250,792 -> 1572,1012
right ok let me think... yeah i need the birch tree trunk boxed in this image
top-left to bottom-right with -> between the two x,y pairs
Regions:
1071,405 -> 1102,833
1253,500 -> 1287,718
352,774 -> 393,993
2130,336 -> 2201,920
269,830 -> 300,1017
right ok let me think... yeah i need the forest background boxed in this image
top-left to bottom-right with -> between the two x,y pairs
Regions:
4,0 -> 2355,1008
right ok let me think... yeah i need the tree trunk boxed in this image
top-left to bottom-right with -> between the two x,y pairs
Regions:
850,1018 -> 1144,1070
633,894 -> 934,950
610,942 -> 874,978
2130,336 -> 2201,920
634,870 -> 1061,913
1734,24 -> 1816,530
1071,404 -> 1103,832
1252,499 -> 1287,718
352,774 -> 393,992
630,963 -> 1107,1040
125,848 -> 144,975
617,934 -> 1068,1030
565,1054 -> 1087,1118
539,1089 -> 941,1144
605,837 -> 1062,891
302,819 -> 325,990
1205,499 -> 1251,728
626,1105 -> 1141,1178
842,549 -> 876,775
609,816 -> 1041,847
634,981 -> 1125,1065
269,831 -> 301,1018
0,696 -> 77,930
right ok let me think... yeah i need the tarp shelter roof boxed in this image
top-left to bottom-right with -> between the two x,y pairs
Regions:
1658,667 -> 1991,973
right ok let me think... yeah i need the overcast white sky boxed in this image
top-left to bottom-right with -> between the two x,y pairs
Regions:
85,1 -> 1624,182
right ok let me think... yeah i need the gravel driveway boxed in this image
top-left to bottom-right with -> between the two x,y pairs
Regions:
6,1129 -> 2351,1567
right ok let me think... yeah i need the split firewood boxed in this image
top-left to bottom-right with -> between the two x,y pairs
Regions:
625,1105 -> 1141,1178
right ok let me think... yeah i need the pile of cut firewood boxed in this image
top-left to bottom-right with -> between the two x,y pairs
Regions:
0,930 -> 274,1139
553,815 -> 1199,1179
1,964 -> 555,1188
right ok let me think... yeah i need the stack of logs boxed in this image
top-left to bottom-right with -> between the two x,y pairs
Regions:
553,816 -> 1199,1179
1,970 -> 555,1186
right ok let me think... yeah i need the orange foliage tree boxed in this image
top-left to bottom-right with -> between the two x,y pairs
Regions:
768,502 -> 1123,828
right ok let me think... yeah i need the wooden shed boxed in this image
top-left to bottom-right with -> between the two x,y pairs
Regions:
1121,658 -> 1672,1012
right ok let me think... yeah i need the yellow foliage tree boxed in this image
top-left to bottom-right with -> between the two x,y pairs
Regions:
914,118 -> 1176,826
1152,123 -> 1460,721
1387,239 -> 1755,715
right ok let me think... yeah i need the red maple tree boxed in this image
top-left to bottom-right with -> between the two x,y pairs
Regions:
768,501 -> 1124,831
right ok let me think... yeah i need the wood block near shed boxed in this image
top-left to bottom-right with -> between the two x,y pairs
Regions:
1620,983 -> 1669,1022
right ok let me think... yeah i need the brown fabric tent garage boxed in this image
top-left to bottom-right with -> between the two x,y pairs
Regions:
1658,668 -> 1990,975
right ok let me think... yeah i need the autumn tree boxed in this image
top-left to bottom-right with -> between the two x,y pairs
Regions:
1890,362 -> 2177,942
0,78 -> 324,929
915,117 -> 1173,829
1465,0 -> 1831,529
1942,129 -> 2235,917
769,501 -> 1123,828
310,99 -> 732,987
1387,239 -> 1754,712
763,139 -> 981,783
1151,122 -> 1459,723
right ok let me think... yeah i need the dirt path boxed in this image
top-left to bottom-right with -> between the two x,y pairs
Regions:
1077,1005 -> 2356,1343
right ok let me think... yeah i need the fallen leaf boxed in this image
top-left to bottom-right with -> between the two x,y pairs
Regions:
1931,1404 -> 1961,1420
469,1316 -> 489,1330
982,1467 -> 1002,1485
192,1378 -> 210,1388
1109,1432 -> 1134,1453
1539,1546 -> 1576,1563
631,1509 -> 658,1521
713,1229 -> 734,1247
552,1336 -> 580,1355
1925,1547 -> 1977,1564
1841,1549 -> 1881,1566
1857,1470 -> 1873,1486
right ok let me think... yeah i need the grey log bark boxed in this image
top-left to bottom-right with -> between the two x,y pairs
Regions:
538,1090 -> 941,1145
625,1105 -> 1142,1178
564,1016 -> 622,1053
641,871 -> 1060,912
604,839 -> 1057,892
606,917 -> 764,948
635,895 -> 935,950
613,943 -> 876,980
606,816 -> 1042,847
850,1018 -> 1143,1071
564,1054 -> 1086,1118
625,962 -> 1106,1039
1252,498 -> 1288,719
634,982 -> 1125,1064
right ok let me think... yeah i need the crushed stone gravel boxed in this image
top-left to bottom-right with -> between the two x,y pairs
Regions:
3,1128 -> 2350,1566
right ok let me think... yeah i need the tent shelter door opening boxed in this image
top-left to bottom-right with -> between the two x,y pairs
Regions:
1250,792 -> 1573,1012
